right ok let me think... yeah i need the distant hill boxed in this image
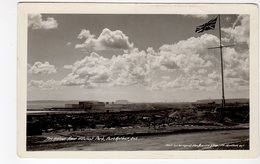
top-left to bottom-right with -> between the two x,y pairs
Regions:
27,100 -> 80,109
27,100 -> 79,103
196,98 -> 249,104
115,100 -> 129,104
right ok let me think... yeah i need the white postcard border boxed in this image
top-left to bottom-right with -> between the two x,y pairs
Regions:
17,3 -> 259,158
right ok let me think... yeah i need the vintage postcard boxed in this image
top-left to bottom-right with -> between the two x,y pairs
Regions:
17,3 -> 259,158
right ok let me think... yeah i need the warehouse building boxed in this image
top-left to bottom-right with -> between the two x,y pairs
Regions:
65,104 -> 79,108
78,101 -> 105,110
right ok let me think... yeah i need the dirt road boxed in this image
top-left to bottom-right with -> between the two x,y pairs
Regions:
54,129 -> 249,151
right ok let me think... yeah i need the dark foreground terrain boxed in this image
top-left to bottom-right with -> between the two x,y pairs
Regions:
27,101 -> 249,151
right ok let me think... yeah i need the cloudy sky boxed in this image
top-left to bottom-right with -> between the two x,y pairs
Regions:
27,14 -> 249,102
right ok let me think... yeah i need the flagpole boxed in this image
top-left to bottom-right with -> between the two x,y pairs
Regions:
196,16 -> 232,108
218,14 -> 225,108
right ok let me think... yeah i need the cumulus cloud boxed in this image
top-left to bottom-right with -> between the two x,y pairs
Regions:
110,49 -> 151,86
28,79 -> 61,90
61,50 -> 152,88
75,28 -> 134,52
28,14 -> 58,30
222,15 -> 249,45
148,76 -> 185,90
183,14 -> 209,19
223,48 -> 249,82
162,76 -> 171,80
225,16 -> 231,22
148,73 -> 219,91
61,52 -> 111,88
63,65 -> 73,69
61,33 -> 248,91
158,34 -> 218,73
62,34 -> 216,89
153,33 -> 249,91
28,61 -> 57,74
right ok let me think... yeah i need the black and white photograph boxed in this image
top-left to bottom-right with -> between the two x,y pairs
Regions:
16,3 -> 259,158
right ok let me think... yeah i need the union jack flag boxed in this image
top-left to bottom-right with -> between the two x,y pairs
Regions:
195,17 -> 218,33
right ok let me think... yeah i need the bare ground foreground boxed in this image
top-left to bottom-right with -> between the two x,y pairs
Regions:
27,127 -> 249,151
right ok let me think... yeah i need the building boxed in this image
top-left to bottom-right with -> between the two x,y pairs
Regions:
92,101 -> 106,110
78,101 -> 105,110
65,104 -> 79,108
79,101 -> 93,109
